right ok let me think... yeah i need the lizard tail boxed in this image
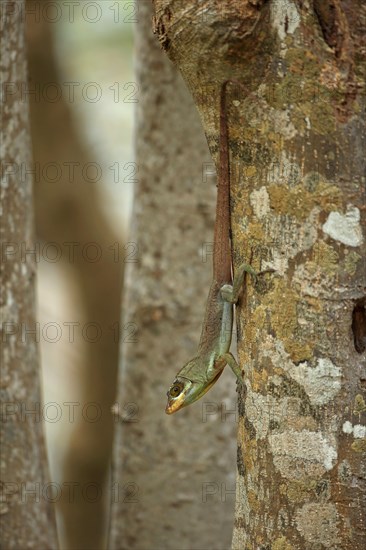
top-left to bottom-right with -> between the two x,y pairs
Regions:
213,81 -> 232,285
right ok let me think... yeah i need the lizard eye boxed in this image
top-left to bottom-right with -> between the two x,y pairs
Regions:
169,382 -> 184,398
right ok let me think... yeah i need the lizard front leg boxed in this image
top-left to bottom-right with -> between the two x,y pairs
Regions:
222,352 -> 244,383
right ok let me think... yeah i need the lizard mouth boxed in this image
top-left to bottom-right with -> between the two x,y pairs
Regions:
165,392 -> 186,415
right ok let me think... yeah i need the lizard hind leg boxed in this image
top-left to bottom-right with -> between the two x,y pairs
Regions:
220,283 -> 236,304
220,262 -> 257,304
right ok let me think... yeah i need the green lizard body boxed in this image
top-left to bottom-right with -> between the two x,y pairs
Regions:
165,81 -> 257,414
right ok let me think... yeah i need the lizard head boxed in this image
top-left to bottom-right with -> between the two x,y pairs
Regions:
165,371 -> 223,414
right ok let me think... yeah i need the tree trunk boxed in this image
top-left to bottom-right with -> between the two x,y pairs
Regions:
152,1 -> 366,548
0,2 -> 58,548
109,2 -> 238,549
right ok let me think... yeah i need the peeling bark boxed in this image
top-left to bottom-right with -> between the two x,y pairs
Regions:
152,0 -> 366,548
0,2 -> 58,548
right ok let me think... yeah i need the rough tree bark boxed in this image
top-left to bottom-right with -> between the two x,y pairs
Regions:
109,2 -> 238,549
0,2 -> 58,548
152,1 -> 365,548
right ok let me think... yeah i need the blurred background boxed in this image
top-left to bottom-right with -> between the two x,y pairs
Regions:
26,1 -> 133,547
24,2 -> 237,549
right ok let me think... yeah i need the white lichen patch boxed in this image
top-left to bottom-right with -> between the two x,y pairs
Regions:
322,205 -> 363,247
289,357 -> 342,406
342,421 -> 366,438
354,425 -> 366,438
264,337 -> 297,372
272,108 -> 297,140
271,0 -> 301,42
267,150 -> 301,187
249,186 -> 270,220
295,502 -> 340,547
244,377 -> 312,440
269,430 -> 337,479
342,421 -> 353,433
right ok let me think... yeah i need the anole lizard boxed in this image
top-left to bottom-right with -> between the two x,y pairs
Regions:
165,80 -> 260,414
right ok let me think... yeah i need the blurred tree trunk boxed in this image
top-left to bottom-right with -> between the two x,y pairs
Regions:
0,2 -> 58,548
25,2 -> 123,548
109,2 -> 238,549
153,1 -> 365,549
